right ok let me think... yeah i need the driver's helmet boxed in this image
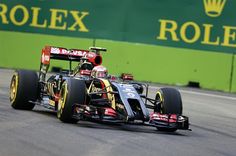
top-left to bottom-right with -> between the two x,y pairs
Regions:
91,65 -> 108,78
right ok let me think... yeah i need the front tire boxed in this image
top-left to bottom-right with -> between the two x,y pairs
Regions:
57,78 -> 86,123
155,88 -> 182,114
10,70 -> 38,110
155,88 -> 183,132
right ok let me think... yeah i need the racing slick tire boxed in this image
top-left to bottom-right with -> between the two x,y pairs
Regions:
9,70 -> 38,110
155,88 -> 182,114
57,78 -> 86,123
155,88 -> 183,132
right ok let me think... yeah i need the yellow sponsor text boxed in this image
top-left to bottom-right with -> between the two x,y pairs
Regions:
0,3 -> 89,32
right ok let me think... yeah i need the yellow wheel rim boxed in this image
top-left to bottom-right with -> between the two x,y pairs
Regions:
57,82 -> 68,118
10,74 -> 18,103
156,91 -> 164,113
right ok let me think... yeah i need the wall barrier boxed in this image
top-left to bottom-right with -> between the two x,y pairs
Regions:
0,31 -> 235,92
98,39 -> 233,92
1,0 -> 236,93
231,54 -> 236,92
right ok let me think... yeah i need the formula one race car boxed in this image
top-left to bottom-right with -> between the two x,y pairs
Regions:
9,46 -> 190,132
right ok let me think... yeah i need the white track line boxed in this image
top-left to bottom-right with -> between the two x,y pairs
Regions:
179,90 -> 236,101
148,86 -> 236,101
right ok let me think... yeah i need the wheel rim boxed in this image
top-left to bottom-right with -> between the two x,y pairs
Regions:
10,74 -> 18,103
57,83 -> 68,118
156,91 -> 164,113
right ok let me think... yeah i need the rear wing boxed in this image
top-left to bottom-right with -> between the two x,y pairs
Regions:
41,46 -> 103,66
39,46 -> 105,82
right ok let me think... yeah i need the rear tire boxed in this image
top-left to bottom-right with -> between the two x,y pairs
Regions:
10,70 -> 38,110
155,88 -> 183,132
57,78 -> 86,123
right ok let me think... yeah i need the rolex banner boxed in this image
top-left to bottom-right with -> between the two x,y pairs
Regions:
0,0 -> 235,53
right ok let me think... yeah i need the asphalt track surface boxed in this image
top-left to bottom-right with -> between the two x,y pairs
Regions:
0,69 -> 236,156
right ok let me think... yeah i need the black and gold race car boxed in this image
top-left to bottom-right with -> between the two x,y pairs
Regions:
9,46 -> 190,132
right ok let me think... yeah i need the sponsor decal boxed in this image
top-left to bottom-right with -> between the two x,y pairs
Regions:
156,0 -> 236,49
50,47 -> 94,58
127,92 -> 135,98
41,49 -> 50,65
203,0 -> 226,17
0,2 -> 89,32
122,88 -> 136,93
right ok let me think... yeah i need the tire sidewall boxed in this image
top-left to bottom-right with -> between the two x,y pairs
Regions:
10,70 -> 38,110
57,78 -> 86,123
155,88 -> 182,114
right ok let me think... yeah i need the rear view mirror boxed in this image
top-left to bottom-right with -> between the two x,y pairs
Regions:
121,73 -> 134,81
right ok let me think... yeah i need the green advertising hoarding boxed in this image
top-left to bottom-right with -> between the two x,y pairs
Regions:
1,0 -> 236,53
0,0 -> 236,92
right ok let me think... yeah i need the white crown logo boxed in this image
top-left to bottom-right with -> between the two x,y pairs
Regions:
203,0 -> 226,17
